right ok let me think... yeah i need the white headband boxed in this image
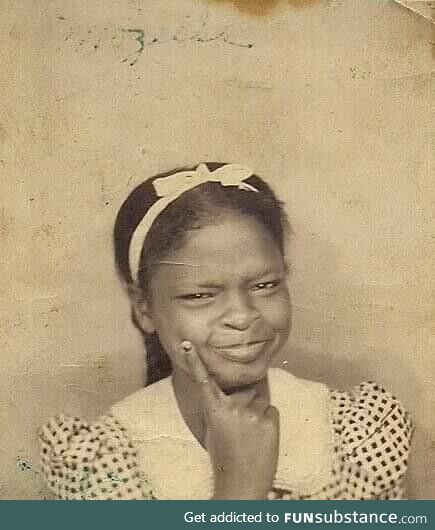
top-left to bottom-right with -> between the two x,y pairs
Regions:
129,163 -> 259,284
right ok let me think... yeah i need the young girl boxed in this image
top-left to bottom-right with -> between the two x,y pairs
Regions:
38,162 -> 414,500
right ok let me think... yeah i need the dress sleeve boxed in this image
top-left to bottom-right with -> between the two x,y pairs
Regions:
38,414 -> 155,500
331,381 -> 415,500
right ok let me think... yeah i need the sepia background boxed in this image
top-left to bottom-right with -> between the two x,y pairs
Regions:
1,0 -> 433,499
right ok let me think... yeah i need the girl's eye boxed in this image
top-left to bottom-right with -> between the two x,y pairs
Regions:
179,293 -> 213,301
253,280 -> 281,291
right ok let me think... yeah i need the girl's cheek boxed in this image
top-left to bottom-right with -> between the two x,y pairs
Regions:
279,300 -> 292,326
178,306 -> 215,335
261,296 -> 291,327
166,315 -> 211,360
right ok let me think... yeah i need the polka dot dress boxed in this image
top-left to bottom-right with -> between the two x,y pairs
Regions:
267,382 -> 413,500
38,381 -> 414,500
39,414 -> 154,500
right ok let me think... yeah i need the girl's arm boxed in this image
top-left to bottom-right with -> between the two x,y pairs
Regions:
38,414 -> 155,500
331,381 -> 414,500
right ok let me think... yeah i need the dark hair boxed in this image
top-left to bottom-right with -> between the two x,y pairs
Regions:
114,162 -> 290,386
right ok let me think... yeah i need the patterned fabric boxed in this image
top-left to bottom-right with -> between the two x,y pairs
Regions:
38,377 -> 414,500
267,381 -> 413,500
39,414 -> 154,500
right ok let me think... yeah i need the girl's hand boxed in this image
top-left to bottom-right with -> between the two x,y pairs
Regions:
182,341 -> 279,500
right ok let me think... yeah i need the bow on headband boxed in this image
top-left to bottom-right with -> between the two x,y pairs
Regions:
153,163 -> 258,197
128,163 -> 258,284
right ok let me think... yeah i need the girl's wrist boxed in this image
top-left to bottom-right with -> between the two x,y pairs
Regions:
213,475 -> 269,500
212,487 -> 268,500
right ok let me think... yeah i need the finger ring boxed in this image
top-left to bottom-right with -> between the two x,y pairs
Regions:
200,379 -> 209,385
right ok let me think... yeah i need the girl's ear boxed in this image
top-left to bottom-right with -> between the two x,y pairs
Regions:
126,283 -> 155,334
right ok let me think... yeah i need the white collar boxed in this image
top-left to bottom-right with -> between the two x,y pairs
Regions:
110,368 -> 336,499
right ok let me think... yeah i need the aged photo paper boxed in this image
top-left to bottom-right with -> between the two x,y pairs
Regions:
1,0 -> 434,499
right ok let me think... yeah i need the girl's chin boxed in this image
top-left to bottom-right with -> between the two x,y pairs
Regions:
214,368 -> 269,394
220,381 -> 263,395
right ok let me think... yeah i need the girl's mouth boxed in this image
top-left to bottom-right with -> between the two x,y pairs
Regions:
213,341 -> 269,363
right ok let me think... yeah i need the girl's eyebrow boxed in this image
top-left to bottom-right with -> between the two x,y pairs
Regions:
251,266 -> 286,278
238,265 -> 287,281
171,267 -> 286,287
189,282 -> 223,289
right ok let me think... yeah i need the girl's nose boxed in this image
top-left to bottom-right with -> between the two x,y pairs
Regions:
220,292 -> 260,330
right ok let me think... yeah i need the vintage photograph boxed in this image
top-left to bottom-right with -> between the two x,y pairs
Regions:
1,0 -> 434,500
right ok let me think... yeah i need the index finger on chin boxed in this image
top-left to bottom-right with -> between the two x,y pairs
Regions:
182,341 -> 222,403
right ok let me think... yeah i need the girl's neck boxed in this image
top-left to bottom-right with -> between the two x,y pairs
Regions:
171,368 -> 271,449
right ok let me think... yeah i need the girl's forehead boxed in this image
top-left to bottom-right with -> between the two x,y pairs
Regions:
153,216 -> 285,281
155,261 -> 285,285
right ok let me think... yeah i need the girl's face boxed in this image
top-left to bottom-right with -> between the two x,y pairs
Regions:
142,214 -> 291,392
